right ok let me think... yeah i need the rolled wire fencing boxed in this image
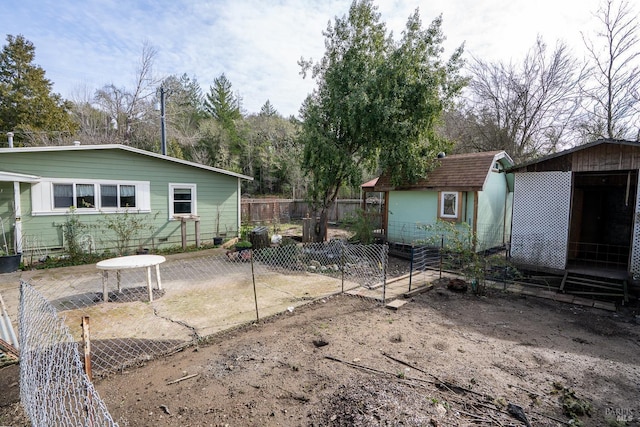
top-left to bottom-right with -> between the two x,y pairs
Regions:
18,280 -> 118,427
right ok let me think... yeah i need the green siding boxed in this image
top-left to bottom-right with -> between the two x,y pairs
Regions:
463,192 -> 475,227
0,149 -> 241,255
476,170 -> 509,250
386,175 -> 511,251
387,191 -> 476,243
505,192 -> 513,239
388,191 -> 438,224
387,191 -> 438,243
382,155 -> 513,250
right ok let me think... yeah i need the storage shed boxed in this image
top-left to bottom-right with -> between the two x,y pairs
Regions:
508,138 -> 640,300
362,151 -> 514,252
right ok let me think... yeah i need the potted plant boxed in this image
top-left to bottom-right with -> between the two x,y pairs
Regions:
213,206 -> 223,246
232,239 -> 252,262
234,240 -> 252,252
136,241 -> 150,255
0,216 -> 21,273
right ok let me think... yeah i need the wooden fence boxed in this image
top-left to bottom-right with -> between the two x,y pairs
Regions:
241,198 -> 381,224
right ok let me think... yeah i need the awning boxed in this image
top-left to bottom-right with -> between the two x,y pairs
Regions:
0,171 -> 41,182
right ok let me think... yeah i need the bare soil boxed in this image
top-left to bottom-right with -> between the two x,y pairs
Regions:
3,275 -> 639,427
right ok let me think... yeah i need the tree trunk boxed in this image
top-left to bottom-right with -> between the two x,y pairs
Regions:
304,210 -> 329,243
312,210 -> 328,243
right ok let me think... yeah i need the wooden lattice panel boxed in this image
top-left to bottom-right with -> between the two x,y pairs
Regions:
511,171 -> 572,269
630,175 -> 640,279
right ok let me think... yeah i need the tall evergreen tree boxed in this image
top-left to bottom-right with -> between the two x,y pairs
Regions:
298,1 -> 466,240
259,100 -> 278,117
204,74 -> 242,122
0,34 -> 77,144
201,74 -> 244,170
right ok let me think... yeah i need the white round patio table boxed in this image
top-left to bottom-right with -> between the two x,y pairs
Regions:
96,255 -> 166,302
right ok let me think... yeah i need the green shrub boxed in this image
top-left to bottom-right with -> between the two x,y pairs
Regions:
345,209 -> 374,244
419,220 -> 486,295
98,208 -> 158,256
235,240 -> 253,249
62,207 -> 88,262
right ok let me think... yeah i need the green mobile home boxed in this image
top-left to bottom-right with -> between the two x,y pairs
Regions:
362,151 -> 514,251
0,144 -> 252,261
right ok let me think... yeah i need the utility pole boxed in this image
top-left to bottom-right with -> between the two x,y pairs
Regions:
159,86 -> 167,155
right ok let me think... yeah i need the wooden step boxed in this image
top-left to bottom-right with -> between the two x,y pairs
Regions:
560,272 -> 628,304
386,299 -> 408,311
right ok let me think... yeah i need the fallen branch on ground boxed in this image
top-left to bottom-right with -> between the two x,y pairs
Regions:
166,373 -> 198,385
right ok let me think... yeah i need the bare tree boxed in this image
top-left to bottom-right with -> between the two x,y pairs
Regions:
160,74 -> 205,149
69,84 -> 114,144
94,42 -> 160,144
581,0 -> 640,140
455,37 -> 584,162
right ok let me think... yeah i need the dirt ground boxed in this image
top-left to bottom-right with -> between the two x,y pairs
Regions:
2,275 -> 639,426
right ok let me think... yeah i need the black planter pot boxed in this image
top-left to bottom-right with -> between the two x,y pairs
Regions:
0,253 -> 21,273
213,237 -> 223,245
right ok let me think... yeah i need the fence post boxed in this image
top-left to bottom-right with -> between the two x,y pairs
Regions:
180,218 -> 187,250
250,250 -> 259,322
408,245 -> 414,292
439,236 -> 444,279
81,316 -> 93,382
81,315 -> 95,427
341,244 -> 345,294
194,219 -> 201,248
504,242 -> 510,291
382,244 -> 387,304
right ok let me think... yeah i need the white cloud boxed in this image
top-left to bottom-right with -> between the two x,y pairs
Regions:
3,0 -> 608,117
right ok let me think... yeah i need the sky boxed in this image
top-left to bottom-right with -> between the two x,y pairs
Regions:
3,0 -> 605,118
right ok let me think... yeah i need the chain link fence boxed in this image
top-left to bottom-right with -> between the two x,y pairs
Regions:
11,242 -> 389,380
10,235 -> 565,426
18,280 -> 118,426
7,241 -> 392,425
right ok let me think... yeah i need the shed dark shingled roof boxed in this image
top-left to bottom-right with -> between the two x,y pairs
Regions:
369,151 -> 503,192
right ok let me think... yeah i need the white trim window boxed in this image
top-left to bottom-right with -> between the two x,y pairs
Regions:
99,184 -> 137,208
439,191 -> 460,220
169,183 -> 197,218
52,183 -> 96,209
32,179 -> 150,215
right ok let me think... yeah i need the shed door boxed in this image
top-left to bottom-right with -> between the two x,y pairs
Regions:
568,171 -> 636,272
511,172 -> 572,270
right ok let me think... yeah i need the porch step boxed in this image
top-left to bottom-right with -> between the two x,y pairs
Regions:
560,271 -> 628,304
